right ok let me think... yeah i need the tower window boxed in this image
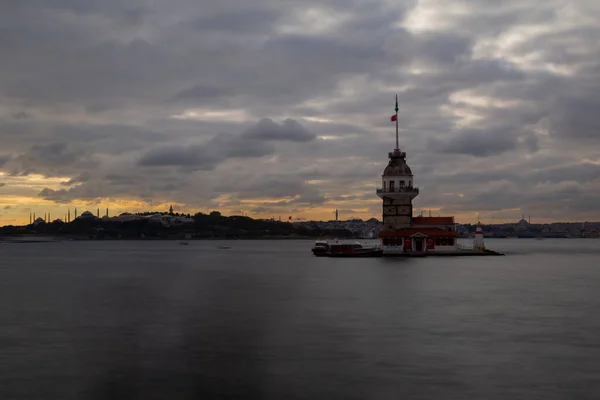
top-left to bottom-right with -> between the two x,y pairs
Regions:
389,181 -> 395,192
383,181 -> 386,190
400,181 -> 405,188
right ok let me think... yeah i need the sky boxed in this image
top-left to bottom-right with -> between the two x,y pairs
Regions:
1,0 -> 600,225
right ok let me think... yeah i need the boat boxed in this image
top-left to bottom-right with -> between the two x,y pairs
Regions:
311,240 -> 330,256
311,240 -> 383,257
180,242 -> 189,245
217,244 -> 231,249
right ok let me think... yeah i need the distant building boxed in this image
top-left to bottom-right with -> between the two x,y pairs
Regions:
32,217 -> 46,227
515,216 -> 529,231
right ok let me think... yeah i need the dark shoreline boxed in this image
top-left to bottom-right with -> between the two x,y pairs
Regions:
0,236 -> 359,242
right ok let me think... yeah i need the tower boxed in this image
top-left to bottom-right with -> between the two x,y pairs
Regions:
106,208 -> 109,217
473,223 -> 485,251
376,148 -> 419,230
376,96 -> 419,231
169,205 -> 174,215
335,209 -> 338,222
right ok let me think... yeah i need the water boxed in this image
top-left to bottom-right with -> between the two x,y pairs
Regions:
1,239 -> 599,399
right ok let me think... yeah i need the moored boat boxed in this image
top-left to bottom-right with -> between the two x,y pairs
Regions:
311,240 -> 383,257
311,240 -> 330,256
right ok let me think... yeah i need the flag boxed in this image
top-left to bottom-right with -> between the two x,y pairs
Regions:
288,216 -> 292,220
390,114 -> 397,122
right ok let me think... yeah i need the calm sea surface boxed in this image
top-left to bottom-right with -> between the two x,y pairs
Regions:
1,239 -> 600,399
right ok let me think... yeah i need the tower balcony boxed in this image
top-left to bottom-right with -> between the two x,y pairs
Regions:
376,186 -> 419,195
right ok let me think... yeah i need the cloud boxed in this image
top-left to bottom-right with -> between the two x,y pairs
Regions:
138,144 -> 220,169
1,0 -> 600,222
242,118 -> 316,142
6,143 -> 96,177
38,188 -> 71,203
138,118 -> 313,168
0,154 -> 10,167
12,111 -> 32,120
61,171 -> 92,186
137,134 -> 274,169
430,127 -> 521,157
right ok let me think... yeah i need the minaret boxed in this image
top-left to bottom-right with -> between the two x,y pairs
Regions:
29,213 -> 32,224
97,208 -> 99,218
376,95 -> 419,231
68,209 -> 71,223
335,209 -> 338,222
75,208 -> 78,219
106,208 -> 109,217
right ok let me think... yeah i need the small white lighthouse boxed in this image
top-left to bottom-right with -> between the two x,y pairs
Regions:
473,224 -> 485,251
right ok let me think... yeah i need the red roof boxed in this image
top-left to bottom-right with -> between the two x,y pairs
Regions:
379,228 -> 459,238
411,216 -> 454,225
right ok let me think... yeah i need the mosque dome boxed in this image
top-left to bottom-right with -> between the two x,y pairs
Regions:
382,149 -> 413,176
80,211 -> 95,218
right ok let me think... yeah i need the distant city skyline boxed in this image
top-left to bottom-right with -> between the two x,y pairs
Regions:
1,1 -> 600,225
2,203 -> 598,228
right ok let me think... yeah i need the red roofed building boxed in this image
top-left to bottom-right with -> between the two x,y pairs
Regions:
376,136 -> 458,254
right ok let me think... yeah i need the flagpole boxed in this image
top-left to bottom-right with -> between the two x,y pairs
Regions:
395,94 -> 399,149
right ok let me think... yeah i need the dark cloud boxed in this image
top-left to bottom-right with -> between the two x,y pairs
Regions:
7,143 -> 96,176
138,134 -> 274,169
173,84 -> 235,102
138,144 -> 220,169
430,127 -> 521,157
547,94 -> 600,141
0,154 -> 11,166
61,171 -> 92,186
38,188 -> 71,203
12,111 -> 32,120
241,118 -> 316,142
138,118 -> 313,168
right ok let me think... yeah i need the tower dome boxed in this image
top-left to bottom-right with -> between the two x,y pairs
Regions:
383,149 -> 412,176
